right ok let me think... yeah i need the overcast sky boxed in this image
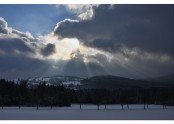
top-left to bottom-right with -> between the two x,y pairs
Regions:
0,4 -> 173,79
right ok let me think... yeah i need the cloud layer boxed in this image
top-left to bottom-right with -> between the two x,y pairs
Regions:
0,17 -> 57,79
0,5 -> 174,79
54,5 -> 174,56
53,4 -> 174,78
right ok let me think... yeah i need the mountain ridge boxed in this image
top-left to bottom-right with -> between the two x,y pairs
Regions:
23,74 -> 174,89
79,75 -> 173,89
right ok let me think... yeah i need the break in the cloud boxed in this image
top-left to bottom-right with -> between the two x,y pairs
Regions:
0,17 -> 56,57
0,5 -> 174,79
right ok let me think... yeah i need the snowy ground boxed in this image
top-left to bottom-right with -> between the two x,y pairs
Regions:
0,104 -> 174,120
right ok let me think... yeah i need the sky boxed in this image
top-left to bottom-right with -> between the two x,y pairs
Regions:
0,4 -> 76,36
0,4 -> 173,79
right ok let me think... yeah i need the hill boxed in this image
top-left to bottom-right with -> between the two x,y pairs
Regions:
79,75 -> 173,89
144,74 -> 174,84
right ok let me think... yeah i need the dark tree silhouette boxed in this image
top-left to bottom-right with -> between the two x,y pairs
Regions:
141,89 -> 151,110
76,90 -> 84,110
0,78 -> 173,110
158,88 -> 171,109
0,96 -> 3,110
91,89 -> 113,110
119,89 -> 131,110
101,89 -> 113,110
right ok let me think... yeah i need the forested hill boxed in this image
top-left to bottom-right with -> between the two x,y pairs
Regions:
2,74 -> 173,90
143,74 -> 174,84
79,75 -> 174,89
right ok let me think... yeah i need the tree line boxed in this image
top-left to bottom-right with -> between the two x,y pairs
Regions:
0,79 -> 173,110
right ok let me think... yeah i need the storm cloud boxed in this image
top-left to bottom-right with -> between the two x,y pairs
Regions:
63,50 -> 174,78
0,17 -> 57,79
40,43 -> 56,57
54,5 -> 174,57
52,4 -> 174,78
0,5 -> 174,79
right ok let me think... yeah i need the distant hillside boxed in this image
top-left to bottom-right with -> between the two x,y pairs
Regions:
144,74 -> 174,84
27,75 -> 83,89
79,75 -> 173,89
25,75 -> 173,90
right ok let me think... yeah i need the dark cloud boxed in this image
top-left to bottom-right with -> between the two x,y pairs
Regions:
85,52 -> 174,78
0,17 -> 57,79
0,37 -> 35,55
54,5 -> 174,57
40,43 -> 56,57
12,29 -> 33,39
0,17 -> 56,57
56,50 -> 173,78
0,37 -> 59,79
0,55 -> 50,74
0,5 -> 174,79
62,57 -> 88,77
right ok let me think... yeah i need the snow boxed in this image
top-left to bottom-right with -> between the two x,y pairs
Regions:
62,81 -> 81,85
0,104 -> 174,120
27,76 -> 82,88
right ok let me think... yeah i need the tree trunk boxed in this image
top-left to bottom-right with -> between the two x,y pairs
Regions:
105,104 -> 107,110
18,101 -> 21,109
127,104 -> 129,109
144,104 -> 146,110
1,101 -> 3,110
146,104 -> 149,109
165,105 -> 167,109
97,104 -> 99,110
121,104 -> 123,110
37,104 -> 39,110
80,103 -> 81,110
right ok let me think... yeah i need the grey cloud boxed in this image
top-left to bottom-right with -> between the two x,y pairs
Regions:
12,29 -> 33,39
1,5 -> 174,80
86,52 -> 174,78
64,50 -> 88,77
0,38 -> 57,79
54,19 -> 80,39
54,4 -> 174,78
62,57 -> 88,77
85,39 -> 122,53
40,43 -> 56,57
0,37 -> 35,55
54,5 -> 174,57
89,53 -> 108,63
0,55 -> 50,73
0,52 -> 65,79
0,17 -> 57,79
0,17 -> 56,57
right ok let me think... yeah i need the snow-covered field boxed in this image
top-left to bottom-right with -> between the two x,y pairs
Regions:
0,104 -> 174,120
